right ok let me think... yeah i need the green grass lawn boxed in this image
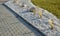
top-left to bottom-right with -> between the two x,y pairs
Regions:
32,0 -> 60,19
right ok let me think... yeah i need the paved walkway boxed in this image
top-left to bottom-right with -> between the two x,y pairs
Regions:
0,5 -> 40,36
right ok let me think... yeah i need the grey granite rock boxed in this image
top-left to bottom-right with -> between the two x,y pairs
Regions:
4,0 -> 60,36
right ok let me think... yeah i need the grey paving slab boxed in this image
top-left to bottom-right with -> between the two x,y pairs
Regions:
0,5 -> 15,18
0,5 -> 41,36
